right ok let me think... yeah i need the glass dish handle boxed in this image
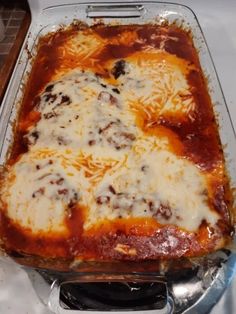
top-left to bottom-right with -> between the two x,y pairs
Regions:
86,4 -> 145,18
48,278 -> 175,314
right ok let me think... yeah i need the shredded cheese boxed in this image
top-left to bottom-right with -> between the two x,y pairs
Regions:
0,29 -> 221,236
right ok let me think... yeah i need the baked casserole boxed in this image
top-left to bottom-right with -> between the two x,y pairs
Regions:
0,23 -> 233,261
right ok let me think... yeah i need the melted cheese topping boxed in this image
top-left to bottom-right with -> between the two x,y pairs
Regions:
89,150 -> 218,231
2,145 -> 219,233
1,57 -> 220,234
2,151 -> 83,233
64,30 -> 106,60
117,52 -> 195,119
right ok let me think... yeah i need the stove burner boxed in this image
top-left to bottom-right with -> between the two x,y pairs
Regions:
60,282 -> 167,311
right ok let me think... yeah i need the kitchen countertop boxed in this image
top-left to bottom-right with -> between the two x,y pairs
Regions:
0,0 -> 235,313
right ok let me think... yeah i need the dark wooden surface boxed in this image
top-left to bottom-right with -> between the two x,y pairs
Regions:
0,10 -> 31,104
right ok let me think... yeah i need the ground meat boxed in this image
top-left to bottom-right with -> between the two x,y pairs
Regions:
96,195 -> 110,205
57,136 -> 70,146
44,93 -> 57,103
98,91 -> 119,107
98,120 -> 136,150
45,84 -> 54,92
43,111 -> 58,119
88,140 -> 96,146
112,88 -> 120,94
112,60 -> 126,79
32,187 -> 45,198
26,130 -> 40,145
109,185 -> 116,194
39,91 -> 71,111
154,204 -> 172,220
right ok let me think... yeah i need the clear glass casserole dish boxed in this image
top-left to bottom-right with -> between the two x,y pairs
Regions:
0,1 -> 235,313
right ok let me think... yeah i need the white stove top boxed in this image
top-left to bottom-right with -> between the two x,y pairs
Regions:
0,0 -> 235,313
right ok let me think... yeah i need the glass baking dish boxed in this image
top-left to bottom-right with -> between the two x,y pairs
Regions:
0,1 -> 235,313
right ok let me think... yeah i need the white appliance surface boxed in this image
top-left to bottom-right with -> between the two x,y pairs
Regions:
0,0 -> 235,313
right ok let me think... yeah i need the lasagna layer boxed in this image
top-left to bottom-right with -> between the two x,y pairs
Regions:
0,23 -> 233,261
